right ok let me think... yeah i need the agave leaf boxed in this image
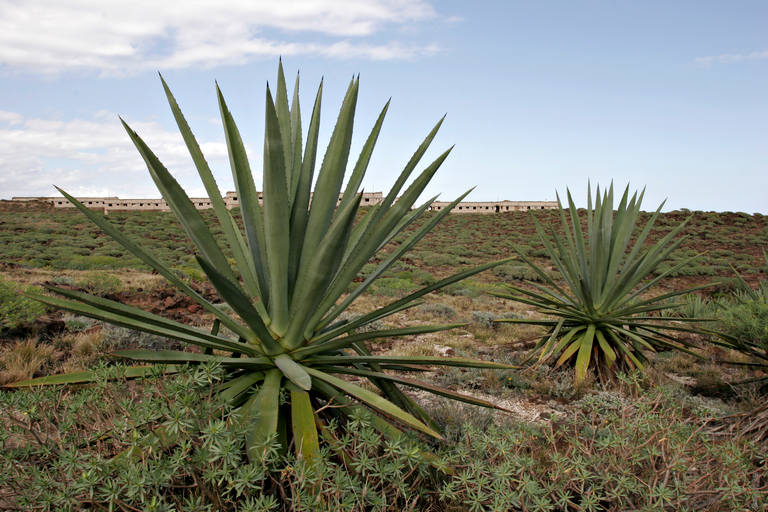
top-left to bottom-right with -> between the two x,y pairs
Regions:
54,188 -> 251,340
283,193 -> 362,349
337,99 -> 389,215
288,80 -> 322,292
614,249 -> 696,311
218,85 -> 270,304
293,323 -> 465,359
290,389 -> 320,464
313,258 -> 512,345
608,329 -> 645,369
305,355 -> 515,369
243,369 -> 282,461
543,326 -> 585,364
308,148 -> 454,334
274,60 -> 294,191
321,188 -> 472,329
612,326 -> 655,352
305,367 -> 442,439
362,116 -> 445,233
311,379 -> 405,440
375,195 -> 439,253
536,318 -> 565,360
27,292 -> 256,356
43,286 -> 248,353
194,256 -> 281,354
512,236 -> 574,302
3,365 -> 180,388
301,77 -> 358,261
323,366 -> 513,413
261,86 -> 293,334
121,119 -> 236,284
318,301 -> 423,340
113,349 -> 272,368
312,379 -> 451,473
574,324 -> 596,383
273,354 -> 312,391
347,340 -> 441,432
218,372 -> 264,404
288,71 -> 303,205
159,75 -> 263,306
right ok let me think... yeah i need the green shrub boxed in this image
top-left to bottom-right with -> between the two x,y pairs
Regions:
433,386 -> 764,511
471,310 -> 497,328
677,294 -> 717,322
492,263 -> 545,281
1,365 -> 439,511
5,366 -> 764,511
720,300 -> 768,350
75,271 -> 122,295
0,278 -> 46,330
442,281 -> 481,297
417,303 -> 457,319
62,314 -> 98,332
371,277 -> 418,296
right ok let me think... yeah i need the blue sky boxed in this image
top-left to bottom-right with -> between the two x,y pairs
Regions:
1,0 -> 766,213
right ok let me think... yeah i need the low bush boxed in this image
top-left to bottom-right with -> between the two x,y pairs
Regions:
0,277 -> 47,330
417,303 -> 457,319
2,366 -> 765,511
68,254 -> 123,270
470,310 -> 498,329
492,263 -> 546,281
371,277 -> 418,297
719,299 -> 768,350
75,271 -> 123,295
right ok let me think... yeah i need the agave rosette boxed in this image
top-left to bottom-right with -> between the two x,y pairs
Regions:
493,184 -> 709,383
9,63 -> 514,462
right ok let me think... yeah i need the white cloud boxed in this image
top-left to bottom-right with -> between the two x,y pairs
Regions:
695,49 -> 768,66
0,111 -> 238,198
0,0 -> 440,74
0,111 -> 23,125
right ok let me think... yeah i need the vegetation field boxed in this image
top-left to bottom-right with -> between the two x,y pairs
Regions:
2,202 -> 768,511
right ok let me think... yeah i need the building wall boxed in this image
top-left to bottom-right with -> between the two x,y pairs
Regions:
12,197 -> 119,209
223,191 -> 384,208
12,193 -> 557,214
429,200 -> 558,214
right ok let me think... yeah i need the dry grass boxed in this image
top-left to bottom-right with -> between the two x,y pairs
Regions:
70,331 -> 102,356
0,339 -> 57,385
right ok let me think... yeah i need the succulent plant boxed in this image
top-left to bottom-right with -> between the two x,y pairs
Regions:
493,183 -> 708,383
11,62 -> 511,462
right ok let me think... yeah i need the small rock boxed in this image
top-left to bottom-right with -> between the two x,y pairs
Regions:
163,297 -> 176,308
434,344 -> 455,356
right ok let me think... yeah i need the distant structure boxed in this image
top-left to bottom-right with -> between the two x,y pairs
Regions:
429,199 -> 558,214
11,192 -> 558,214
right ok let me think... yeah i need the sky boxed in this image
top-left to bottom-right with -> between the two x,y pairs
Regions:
0,0 -> 766,213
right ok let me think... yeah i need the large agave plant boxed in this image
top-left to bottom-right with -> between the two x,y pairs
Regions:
9,63 -> 513,461
493,183 -> 708,383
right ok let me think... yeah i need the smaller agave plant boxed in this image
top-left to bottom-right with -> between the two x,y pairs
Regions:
493,183 -> 709,383
8,62 -> 512,462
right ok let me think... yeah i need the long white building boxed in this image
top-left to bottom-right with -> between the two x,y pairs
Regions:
11,192 -> 558,214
